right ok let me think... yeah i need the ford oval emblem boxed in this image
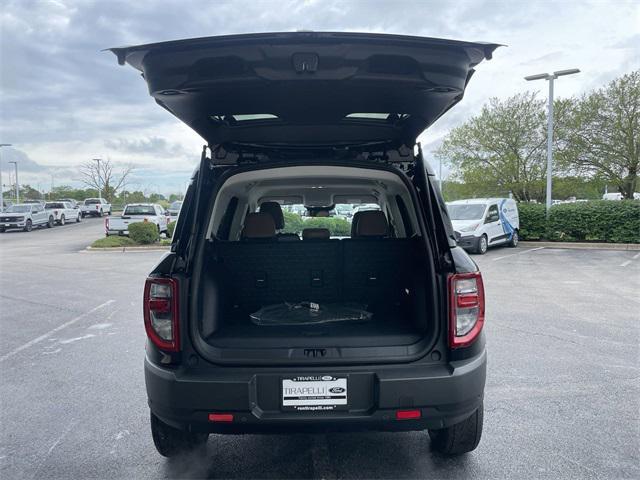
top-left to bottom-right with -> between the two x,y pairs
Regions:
329,387 -> 345,394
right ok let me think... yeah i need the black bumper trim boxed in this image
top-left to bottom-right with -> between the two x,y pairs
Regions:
145,350 -> 486,434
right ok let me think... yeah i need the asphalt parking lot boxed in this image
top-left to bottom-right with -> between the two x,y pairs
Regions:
0,222 -> 638,479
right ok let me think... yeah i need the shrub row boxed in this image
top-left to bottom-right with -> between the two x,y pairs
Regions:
518,201 -> 640,243
282,212 -> 351,236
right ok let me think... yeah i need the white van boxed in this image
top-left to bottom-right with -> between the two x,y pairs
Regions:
446,198 -> 520,254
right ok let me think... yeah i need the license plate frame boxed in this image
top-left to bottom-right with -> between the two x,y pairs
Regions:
281,375 -> 348,412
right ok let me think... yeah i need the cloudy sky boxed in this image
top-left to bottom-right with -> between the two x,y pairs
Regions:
1,0 -> 638,195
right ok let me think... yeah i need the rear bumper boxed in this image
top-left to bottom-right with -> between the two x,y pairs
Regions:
145,349 -> 486,434
106,229 -> 128,236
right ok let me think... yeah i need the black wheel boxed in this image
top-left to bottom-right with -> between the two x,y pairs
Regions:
81,212 -> 86,218
508,230 -> 519,248
24,219 -> 33,232
47,216 -> 54,228
476,235 -> 488,255
150,412 -> 208,458
429,402 -> 483,455
0,227 -> 5,233
76,213 -> 81,223
60,214 -> 66,226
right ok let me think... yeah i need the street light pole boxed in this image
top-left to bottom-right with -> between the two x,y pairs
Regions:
546,76 -> 554,214
525,68 -> 580,214
8,161 -> 19,204
0,143 -> 12,209
92,158 -> 102,199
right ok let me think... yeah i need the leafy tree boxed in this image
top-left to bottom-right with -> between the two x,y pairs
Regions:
436,92 -> 571,202
51,186 -> 98,201
20,184 -> 44,201
559,71 -> 639,199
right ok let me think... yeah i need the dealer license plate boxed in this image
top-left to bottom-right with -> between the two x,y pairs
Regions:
281,375 -> 348,411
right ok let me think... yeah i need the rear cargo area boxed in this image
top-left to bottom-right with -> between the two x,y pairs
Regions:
198,236 -> 431,351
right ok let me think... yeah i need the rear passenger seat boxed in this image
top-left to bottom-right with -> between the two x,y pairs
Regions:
343,211 -> 413,308
215,210 -> 416,312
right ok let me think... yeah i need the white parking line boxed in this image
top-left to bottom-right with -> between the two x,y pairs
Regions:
633,252 -> 640,260
620,260 -> 632,267
492,246 -> 545,261
0,300 -> 114,363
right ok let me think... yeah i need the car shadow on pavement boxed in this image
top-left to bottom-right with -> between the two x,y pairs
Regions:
161,432 -> 478,479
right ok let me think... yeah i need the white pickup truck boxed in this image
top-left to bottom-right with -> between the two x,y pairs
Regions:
45,201 -> 82,225
80,198 -> 112,217
105,203 -> 169,236
0,203 -> 54,232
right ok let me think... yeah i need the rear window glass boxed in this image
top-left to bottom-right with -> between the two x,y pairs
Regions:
84,199 -> 100,205
279,203 -> 379,237
124,205 -> 156,215
45,203 -> 65,209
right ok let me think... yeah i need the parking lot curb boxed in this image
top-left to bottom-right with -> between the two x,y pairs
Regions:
519,241 -> 640,251
85,245 -> 170,252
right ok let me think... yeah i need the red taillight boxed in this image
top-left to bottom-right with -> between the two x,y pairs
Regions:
449,272 -> 485,348
396,409 -> 421,420
208,413 -> 234,422
143,277 -> 180,352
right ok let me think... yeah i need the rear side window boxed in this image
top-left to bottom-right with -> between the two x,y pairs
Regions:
216,197 -> 239,240
395,195 -> 414,237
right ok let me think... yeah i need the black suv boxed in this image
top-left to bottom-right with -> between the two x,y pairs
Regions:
111,32 -> 496,457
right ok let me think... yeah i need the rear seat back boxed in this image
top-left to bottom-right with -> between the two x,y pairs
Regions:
342,238 -> 415,308
216,208 -> 417,311
216,240 -> 341,310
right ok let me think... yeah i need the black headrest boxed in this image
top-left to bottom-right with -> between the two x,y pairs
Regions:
352,211 -> 389,238
259,201 -> 284,229
302,228 -> 330,240
241,213 -> 276,239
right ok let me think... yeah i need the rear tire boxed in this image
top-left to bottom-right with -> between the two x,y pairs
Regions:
508,230 -> 519,248
98,209 -> 103,217
476,235 -> 488,255
60,214 -> 66,226
47,216 -> 54,228
24,219 -> 33,232
429,402 -> 483,455
76,213 -> 81,223
150,412 -> 208,458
